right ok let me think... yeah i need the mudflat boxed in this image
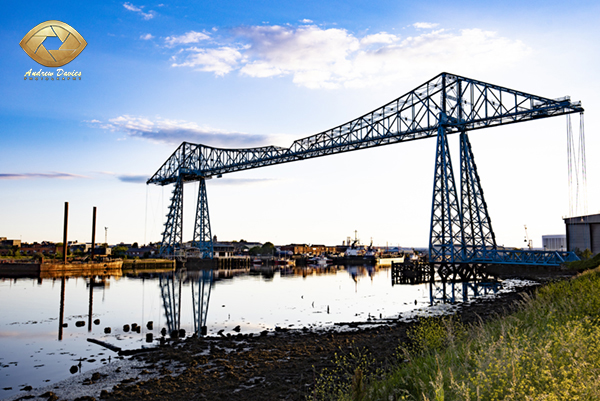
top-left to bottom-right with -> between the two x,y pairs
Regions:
13,267 -> 575,401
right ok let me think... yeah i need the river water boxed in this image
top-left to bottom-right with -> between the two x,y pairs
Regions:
0,264 -> 530,398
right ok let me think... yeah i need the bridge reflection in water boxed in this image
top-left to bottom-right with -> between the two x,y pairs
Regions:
391,261 -> 501,305
160,264 -> 504,336
54,263 -> 504,341
159,269 -> 214,337
429,280 -> 501,305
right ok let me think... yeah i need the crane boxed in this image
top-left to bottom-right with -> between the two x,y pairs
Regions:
524,225 -> 533,250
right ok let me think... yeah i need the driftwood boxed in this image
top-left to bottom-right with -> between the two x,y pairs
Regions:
88,337 -> 163,356
87,338 -> 121,352
118,347 -> 162,356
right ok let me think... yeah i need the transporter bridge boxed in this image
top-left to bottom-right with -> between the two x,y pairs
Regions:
148,72 -> 584,272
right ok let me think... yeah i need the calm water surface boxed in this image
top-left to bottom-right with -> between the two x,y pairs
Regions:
0,265 -> 520,398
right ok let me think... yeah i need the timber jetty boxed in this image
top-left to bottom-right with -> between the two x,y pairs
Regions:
0,259 -> 176,279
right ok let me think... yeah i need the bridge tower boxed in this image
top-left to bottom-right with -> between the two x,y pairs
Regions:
192,178 -> 213,258
160,178 -> 184,256
159,178 -> 213,258
156,143 -> 214,258
430,74 -> 499,279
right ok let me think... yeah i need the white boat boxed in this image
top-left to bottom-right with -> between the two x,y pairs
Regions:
376,256 -> 405,266
307,255 -> 332,267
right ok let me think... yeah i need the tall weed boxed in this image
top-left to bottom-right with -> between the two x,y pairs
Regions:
326,267 -> 600,400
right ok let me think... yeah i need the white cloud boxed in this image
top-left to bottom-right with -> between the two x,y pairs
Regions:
90,115 -> 274,147
140,33 -> 154,40
0,173 -> 87,180
118,174 -> 148,183
171,46 -> 243,76
300,19 -> 313,24
361,32 -> 400,45
165,31 -> 211,47
123,2 -> 155,20
168,23 -> 530,89
211,178 -> 277,186
413,22 -> 439,29
235,25 -> 361,89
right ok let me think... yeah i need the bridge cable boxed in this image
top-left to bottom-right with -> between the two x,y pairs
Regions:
579,113 -> 588,215
144,185 -> 148,246
567,114 -> 576,217
566,113 -> 587,217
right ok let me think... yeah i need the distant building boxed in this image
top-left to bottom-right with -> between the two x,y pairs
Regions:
0,238 -> 22,256
181,240 -> 237,257
233,241 -> 262,255
69,242 -> 91,253
21,242 -> 58,256
214,242 -> 234,257
94,246 -> 112,256
280,244 -> 310,255
126,247 -> 154,258
564,213 -> 600,255
279,243 -> 336,255
1,239 -> 21,247
307,244 -> 336,255
542,235 -> 566,251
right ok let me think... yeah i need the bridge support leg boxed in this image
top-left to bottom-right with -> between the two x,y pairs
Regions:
192,270 -> 213,336
159,272 -> 181,334
193,178 -> 214,259
160,179 -> 184,256
429,125 -> 462,278
460,131 -> 496,260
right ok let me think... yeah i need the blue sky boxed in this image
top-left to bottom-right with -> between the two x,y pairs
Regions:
1,0 -> 599,248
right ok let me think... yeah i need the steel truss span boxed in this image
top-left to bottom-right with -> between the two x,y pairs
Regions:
148,72 -> 583,266
148,72 -> 582,184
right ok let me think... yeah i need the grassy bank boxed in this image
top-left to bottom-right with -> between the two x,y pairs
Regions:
567,252 -> 600,272
315,266 -> 600,400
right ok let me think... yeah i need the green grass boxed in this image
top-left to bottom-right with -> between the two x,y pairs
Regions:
0,255 -> 35,260
567,252 -> 600,272
313,267 -> 600,401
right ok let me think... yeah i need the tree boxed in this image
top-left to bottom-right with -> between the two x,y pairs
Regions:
261,242 -> 275,256
111,246 -> 128,258
582,248 -> 593,260
248,246 -> 261,256
132,242 -> 139,249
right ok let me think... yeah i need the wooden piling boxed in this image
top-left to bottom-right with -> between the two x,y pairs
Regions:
62,202 -> 68,264
91,206 -> 97,260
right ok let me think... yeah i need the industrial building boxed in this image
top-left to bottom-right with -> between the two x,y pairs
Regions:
564,213 -> 600,255
542,235 -> 566,251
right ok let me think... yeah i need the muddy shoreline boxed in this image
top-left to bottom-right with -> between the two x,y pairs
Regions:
11,269 -> 575,401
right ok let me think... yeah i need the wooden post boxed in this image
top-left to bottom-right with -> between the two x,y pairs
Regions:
88,277 -> 94,332
58,276 -> 65,340
90,207 -> 97,261
62,202 -> 68,265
